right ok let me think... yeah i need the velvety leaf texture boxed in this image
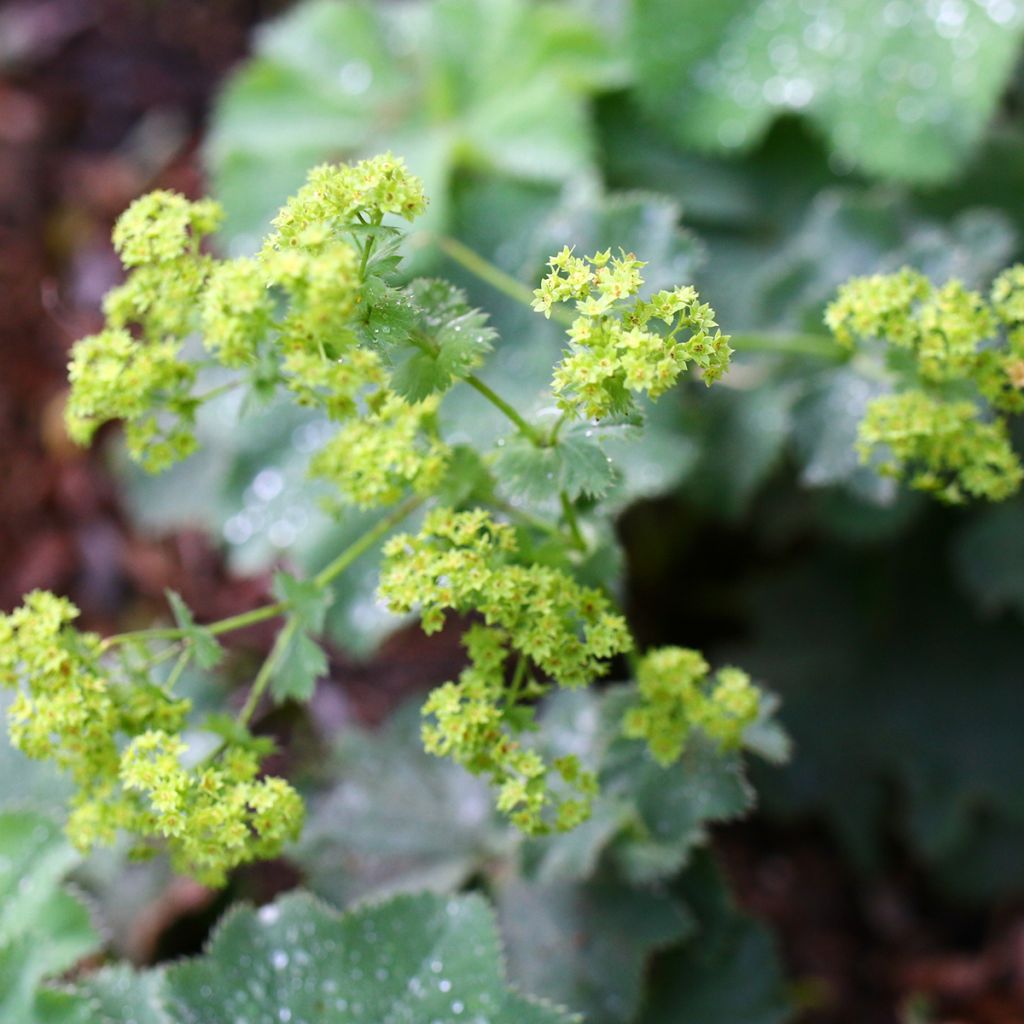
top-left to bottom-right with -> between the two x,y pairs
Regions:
631,0 -> 1024,182
165,891 -> 577,1024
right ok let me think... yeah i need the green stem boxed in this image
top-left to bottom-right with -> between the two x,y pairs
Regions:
207,602 -> 286,637
560,492 -> 587,552
236,618 -> 298,727
547,411 -> 570,446
359,211 -> 383,279
465,374 -> 545,446
193,380 -> 242,404
730,332 -> 844,360
435,236 -> 555,316
505,654 -> 528,707
438,234 -> 846,361
102,497 -> 424,654
314,495 -> 425,589
492,498 -> 564,540
165,646 -> 192,692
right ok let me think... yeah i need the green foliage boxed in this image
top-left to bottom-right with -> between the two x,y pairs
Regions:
387,279 -> 497,400
11,153 -> 756,887
632,0 -> 1024,183
75,892 -> 576,1024
498,880 -> 692,1023
825,265 -> 1024,502
0,591 -> 303,885
0,811 -> 98,1024
208,0 -> 621,240
292,687 -> 787,1023
641,854 -> 791,1024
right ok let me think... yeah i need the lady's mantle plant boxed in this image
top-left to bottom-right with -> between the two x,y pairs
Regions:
2,155 -> 761,884
827,265 -> 1024,503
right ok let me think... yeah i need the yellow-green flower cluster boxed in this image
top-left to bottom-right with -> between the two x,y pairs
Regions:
622,647 -> 761,766
118,733 -> 303,885
111,189 -> 222,268
422,626 -> 597,833
200,257 -> 275,367
264,153 -> 427,253
66,329 -> 198,471
66,156 -> 430,472
826,265 -> 1024,502
380,508 -> 632,688
66,190 -> 225,471
533,247 -> 732,418
310,393 -> 448,507
0,591 -> 303,886
380,508 -> 631,831
857,391 -> 1022,502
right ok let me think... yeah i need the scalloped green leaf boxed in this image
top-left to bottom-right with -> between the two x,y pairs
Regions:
952,499 -> 1024,618
640,854 -> 790,1024
296,701 -> 508,907
75,967 -> 171,1024
494,432 -> 616,505
271,627 -> 329,704
389,279 -> 497,401
631,0 -> 1024,183
165,890 -> 576,1024
499,879 -> 693,1024
0,812 -> 99,1024
208,0 -> 620,243
528,689 -> 784,886
166,590 -> 225,669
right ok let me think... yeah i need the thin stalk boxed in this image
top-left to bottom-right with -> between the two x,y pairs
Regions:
505,654 -> 528,707
559,492 -> 587,552
207,602 -> 286,637
435,236 -> 557,317
465,374 -> 545,446
193,380 -> 242,404
438,234 -> 845,361
730,332 -> 844,360
314,495 -> 424,589
547,411 -> 570,446
359,211 -> 383,278
236,617 -> 298,727
164,646 -> 192,692
103,497 -> 424,654
492,498 -> 564,541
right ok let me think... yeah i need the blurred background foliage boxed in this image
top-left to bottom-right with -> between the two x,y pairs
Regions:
6,0 -> 1024,1020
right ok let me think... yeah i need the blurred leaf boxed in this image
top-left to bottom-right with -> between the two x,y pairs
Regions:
739,541 -> 1024,902
296,701 -> 509,906
790,367 -> 894,503
208,0 -> 621,243
272,628 -> 328,704
165,590 -> 225,669
0,692 -> 72,817
75,968 -> 170,1024
499,879 -> 693,1024
532,689 -> 781,886
0,812 -> 98,1024
640,853 -> 791,1024
631,0 -> 1024,183
952,499 -> 1024,618
682,381 -> 797,519
272,572 -> 334,634
165,891 -> 574,1023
